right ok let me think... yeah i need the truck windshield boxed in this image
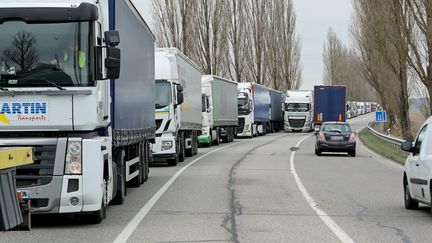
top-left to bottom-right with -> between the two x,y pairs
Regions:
0,21 -> 95,88
285,103 -> 310,112
155,80 -> 172,109
238,98 -> 251,115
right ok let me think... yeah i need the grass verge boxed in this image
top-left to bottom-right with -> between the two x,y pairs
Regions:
358,127 -> 408,165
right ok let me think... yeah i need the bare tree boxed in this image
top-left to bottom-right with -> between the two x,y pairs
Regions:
226,0 -> 247,82
402,0 -> 432,114
352,0 -> 412,139
245,0 -> 269,85
191,0 -> 228,75
152,0 -> 195,56
2,31 -> 39,71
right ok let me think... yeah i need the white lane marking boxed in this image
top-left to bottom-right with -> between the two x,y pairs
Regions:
290,135 -> 355,243
113,140 -> 247,243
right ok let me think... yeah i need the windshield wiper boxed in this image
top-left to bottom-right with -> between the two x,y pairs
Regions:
24,78 -> 66,90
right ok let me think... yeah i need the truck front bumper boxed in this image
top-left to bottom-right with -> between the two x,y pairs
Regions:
284,121 -> 312,132
152,136 -> 176,160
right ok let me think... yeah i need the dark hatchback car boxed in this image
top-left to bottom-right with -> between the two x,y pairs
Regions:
315,122 -> 356,156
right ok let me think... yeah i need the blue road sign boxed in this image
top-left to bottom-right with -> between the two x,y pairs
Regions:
375,110 -> 387,123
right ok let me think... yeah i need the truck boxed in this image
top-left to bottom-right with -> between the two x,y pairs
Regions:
269,89 -> 284,132
0,0 -> 155,223
153,48 -> 201,166
237,82 -> 271,137
199,75 -> 238,146
313,85 -> 347,127
283,90 -> 314,132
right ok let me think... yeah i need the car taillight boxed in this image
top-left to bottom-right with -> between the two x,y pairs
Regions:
349,133 -> 356,141
319,132 -> 325,141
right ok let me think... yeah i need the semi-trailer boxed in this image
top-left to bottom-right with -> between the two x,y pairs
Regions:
313,85 -> 347,128
153,48 -> 202,166
0,0 -> 155,223
269,89 -> 284,132
199,75 -> 238,146
237,82 -> 271,137
283,90 -> 314,132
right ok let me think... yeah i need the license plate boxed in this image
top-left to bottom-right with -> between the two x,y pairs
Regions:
331,136 -> 343,141
17,189 -> 32,199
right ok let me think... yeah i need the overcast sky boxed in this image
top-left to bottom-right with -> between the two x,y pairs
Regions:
132,0 -> 353,90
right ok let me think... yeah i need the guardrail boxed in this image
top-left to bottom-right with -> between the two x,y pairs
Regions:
367,121 -> 405,146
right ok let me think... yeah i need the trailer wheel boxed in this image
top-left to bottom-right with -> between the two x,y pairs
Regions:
112,150 -> 126,205
144,142 -> 149,182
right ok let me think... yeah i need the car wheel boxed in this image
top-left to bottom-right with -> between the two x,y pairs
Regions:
349,150 -> 356,157
404,177 -> 418,210
316,148 -> 322,156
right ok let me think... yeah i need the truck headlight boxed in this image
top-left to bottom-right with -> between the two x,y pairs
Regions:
161,140 -> 173,151
65,140 -> 82,174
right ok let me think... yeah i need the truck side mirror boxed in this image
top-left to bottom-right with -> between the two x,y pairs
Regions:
177,92 -> 184,105
104,31 -> 120,47
401,141 -> 414,153
105,47 -> 121,79
177,84 -> 184,92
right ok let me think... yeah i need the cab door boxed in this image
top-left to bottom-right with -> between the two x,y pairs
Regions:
408,125 -> 428,200
417,125 -> 431,202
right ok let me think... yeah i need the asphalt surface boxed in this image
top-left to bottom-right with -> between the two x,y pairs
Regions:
2,114 -> 432,243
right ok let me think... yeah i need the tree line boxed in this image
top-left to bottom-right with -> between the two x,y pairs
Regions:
152,0 -> 303,91
323,0 -> 431,140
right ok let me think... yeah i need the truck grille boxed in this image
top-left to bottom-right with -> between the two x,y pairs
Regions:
289,118 -> 305,128
15,145 -> 56,188
237,118 -> 245,133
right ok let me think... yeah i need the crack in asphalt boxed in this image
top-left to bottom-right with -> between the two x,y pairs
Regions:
345,194 -> 412,243
221,135 -> 288,243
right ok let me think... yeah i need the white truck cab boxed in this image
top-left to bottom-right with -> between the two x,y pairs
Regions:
402,117 -> 432,212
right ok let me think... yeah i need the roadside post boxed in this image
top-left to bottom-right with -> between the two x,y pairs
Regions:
0,147 -> 33,231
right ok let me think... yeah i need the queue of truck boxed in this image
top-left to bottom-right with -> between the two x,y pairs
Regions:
0,0 -> 378,225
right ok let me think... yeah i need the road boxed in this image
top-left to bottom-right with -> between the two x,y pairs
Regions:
2,114 -> 432,243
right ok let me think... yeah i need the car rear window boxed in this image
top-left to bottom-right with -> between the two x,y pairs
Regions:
322,124 -> 352,132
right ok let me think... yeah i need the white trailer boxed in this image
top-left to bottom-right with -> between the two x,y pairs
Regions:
284,90 -> 314,132
153,48 -> 202,166
199,75 -> 238,146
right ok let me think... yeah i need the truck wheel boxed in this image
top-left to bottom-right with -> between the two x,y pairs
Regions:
167,156 -> 178,166
404,177 -> 418,209
179,138 -> 185,162
222,128 -> 229,143
193,133 -> 198,155
144,143 -> 149,182
112,150 -> 126,205
214,129 -> 220,145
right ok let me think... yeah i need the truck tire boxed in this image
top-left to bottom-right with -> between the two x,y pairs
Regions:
404,176 -> 418,209
222,127 -> 229,143
214,129 -> 220,145
179,138 -> 185,162
167,156 -> 178,166
144,143 -> 149,182
112,150 -> 126,205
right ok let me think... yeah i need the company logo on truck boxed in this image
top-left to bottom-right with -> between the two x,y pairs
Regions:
0,102 -> 48,124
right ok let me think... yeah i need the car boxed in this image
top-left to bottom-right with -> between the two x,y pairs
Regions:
401,117 -> 432,213
314,122 -> 356,156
